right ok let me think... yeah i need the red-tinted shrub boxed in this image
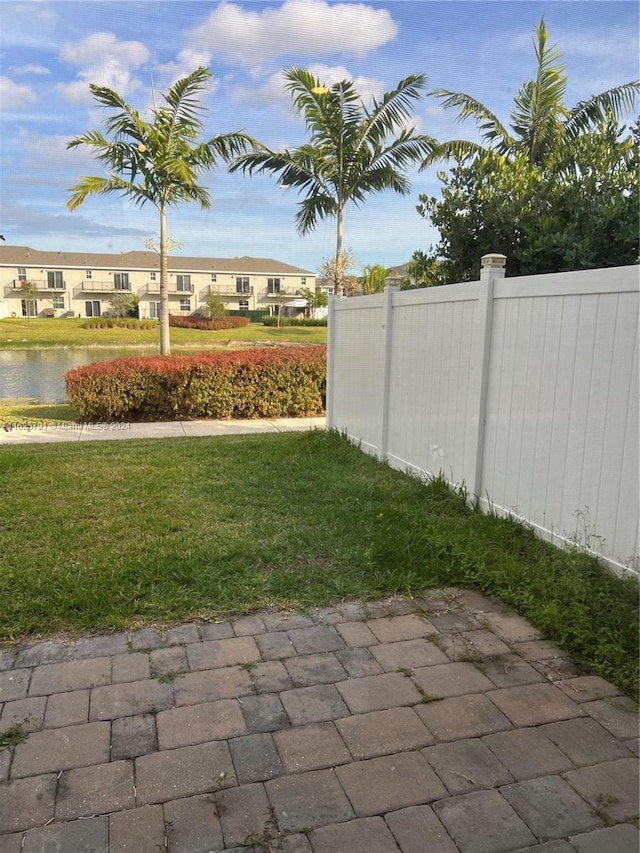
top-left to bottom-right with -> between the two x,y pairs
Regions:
65,347 -> 326,422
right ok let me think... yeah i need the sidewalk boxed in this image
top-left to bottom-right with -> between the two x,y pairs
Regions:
0,416 -> 327,445
0,590 -> 638,852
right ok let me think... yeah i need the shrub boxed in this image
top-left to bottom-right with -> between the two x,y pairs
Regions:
168,315 -> 250,330
262,316 -> 328,327
80,318 -> 156,330
65,346 -> 326,421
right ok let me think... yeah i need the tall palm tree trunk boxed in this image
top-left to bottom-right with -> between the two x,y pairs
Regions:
159,203 -> 170,355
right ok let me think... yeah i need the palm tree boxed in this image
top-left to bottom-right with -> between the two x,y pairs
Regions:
67,67 -> 253,354
230,67 -> 435,295
361,263 -> 391,294
422,18 -> 639,173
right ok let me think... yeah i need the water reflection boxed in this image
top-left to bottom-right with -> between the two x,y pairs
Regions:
0,347 -> 159,403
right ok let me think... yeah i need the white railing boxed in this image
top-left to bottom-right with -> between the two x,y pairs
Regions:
327,257 -> 639,575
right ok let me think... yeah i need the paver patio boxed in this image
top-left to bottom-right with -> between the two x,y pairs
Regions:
0,589 -> 638,852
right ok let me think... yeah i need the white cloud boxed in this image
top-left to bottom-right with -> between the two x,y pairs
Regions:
234,63 -> 385,110
10,64 -> 51,76
187,0 -> 397,66
0,77 -> 37,111
57,32 -> 150,104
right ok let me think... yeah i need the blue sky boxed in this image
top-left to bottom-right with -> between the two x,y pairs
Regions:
1,0 -> 638,274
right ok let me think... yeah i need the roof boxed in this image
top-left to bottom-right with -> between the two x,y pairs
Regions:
0,246 -> 315,276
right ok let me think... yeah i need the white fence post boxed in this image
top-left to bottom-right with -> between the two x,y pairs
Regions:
471,254 -> 506,497
378,285 -> 398,462
326,295 -> 337,429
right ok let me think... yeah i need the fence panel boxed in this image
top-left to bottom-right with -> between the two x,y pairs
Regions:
327,264 -> 639,575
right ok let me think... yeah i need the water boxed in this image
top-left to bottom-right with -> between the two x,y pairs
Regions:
0,347 -> 159,403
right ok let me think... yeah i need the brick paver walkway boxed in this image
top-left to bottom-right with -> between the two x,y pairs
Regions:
0,589 -> 638,852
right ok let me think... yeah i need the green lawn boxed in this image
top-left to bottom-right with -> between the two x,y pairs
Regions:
0,430 -> 637,697
0,317 -> 327,349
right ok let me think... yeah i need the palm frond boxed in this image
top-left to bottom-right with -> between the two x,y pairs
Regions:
431,89 -> 514,151
66,175 -> 154,211
420,139 -> 489,169
358,73 -> 428,151
565,82 -> 640,140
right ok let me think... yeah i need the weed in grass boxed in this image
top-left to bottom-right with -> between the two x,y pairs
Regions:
0,723 -> 29,751
398,668 -> 415,678
590,793 -> 620,827
419,694 -> 437,704
238,662 -> 257,673
156,673 -> 176,683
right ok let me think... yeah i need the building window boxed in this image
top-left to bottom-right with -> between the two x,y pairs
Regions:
85,300 -> 101,317
150,272 -> 156,281
327,288 -> 334,295
21,299 -> 37,317
47,271 -> 64,289
179,298 -> 191,312
211,273 -> 217,282
149,302 -> 160,319
267,277 -> 281,294
85,270 -> 93,279
301,277 -> 306,287
238,300 -> 249,311
17,267 -> 26,282
52,296 -> 65,310
236,276 -> 250,293
114,273 -> 130,291
176,274 -> 192,292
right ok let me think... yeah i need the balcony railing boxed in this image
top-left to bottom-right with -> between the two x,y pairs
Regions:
140,282 -> 194,296
199,285 -> 254,298
10,278 -> 66,291
80,280 -> 130,292
262,286 -> 306,298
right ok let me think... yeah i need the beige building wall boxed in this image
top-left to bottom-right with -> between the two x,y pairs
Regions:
0,248 -> 316,319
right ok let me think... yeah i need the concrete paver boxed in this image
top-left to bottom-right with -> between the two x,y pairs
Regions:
0,590 -> 636,852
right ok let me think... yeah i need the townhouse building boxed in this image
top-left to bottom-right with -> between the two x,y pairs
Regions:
0,246 -> 320,319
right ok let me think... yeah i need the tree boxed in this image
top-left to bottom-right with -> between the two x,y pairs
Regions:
230,67 -> 435,295
421,17 -> 639,174
360,264 -> 390,294
319,249 -> 358,297
66,67 -> 253,354
303,288 -> 328,316
202,292 -> 227,318
20,281 -> 39,324
108,292 -> 138,318
401,251 -> 444,288
417,121 -> 639,280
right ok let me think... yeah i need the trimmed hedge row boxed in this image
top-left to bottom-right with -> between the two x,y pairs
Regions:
65,346 -> 326,421
169,315 -> 250,330
263,316 -> 327,327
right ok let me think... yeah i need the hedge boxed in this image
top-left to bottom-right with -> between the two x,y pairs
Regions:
65,346 -> 326,421
263,316 -> 327,327
169,315 -> 250,330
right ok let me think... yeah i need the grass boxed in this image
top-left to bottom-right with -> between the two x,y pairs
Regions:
0,430 -> 637,697
0,402 -> 78,426
0,317 -> 326,349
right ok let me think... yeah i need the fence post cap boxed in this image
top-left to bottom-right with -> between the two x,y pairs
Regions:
480,253 -> 507,270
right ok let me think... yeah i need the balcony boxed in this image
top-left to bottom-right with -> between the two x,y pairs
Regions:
140,282 -> 194,296
79,280 -> 130,293
199,284 -> 254,299
8,278 -> 66,292
261,286 -> 305,298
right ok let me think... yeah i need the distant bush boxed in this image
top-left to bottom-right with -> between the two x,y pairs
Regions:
65,346 -> 326,421
263,316 -> 328,327
169,315 -> 250,330
80,318 -> 156,330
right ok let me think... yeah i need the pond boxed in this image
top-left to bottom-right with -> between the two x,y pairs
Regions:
0,347 -> 159,403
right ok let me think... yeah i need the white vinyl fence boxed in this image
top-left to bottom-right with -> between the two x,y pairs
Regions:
327,257 -> 639,575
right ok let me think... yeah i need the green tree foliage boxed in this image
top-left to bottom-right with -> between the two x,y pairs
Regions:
303,288 -> 328,312
231,67 -> 435,294
19,281 -> 39,324
401,251 -> 445,288
66,68 -> 252,354
418,122 -> 639,281
202,292 -> 228,318
360,264 -> 390,294
108,292 -> 139,318
417,18 -> 639,280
